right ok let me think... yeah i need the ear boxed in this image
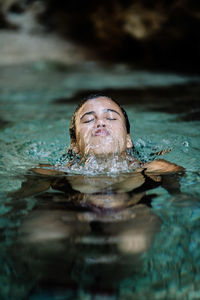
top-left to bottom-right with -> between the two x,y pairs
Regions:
126,134 -> 133,148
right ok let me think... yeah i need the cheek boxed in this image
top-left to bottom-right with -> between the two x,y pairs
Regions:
111,123 -> 127,137
77,126 -> 91,145
114,124 -> 128,148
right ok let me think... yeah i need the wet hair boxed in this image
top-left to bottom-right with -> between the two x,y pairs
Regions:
69,93 -> 131,144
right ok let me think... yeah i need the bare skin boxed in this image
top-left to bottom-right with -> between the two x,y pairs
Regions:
72,97 -> 133,155
71,97 -> 184,172
12,96 -> 184,202
14,161 -> 183,210
7,97 -> 185,294
31,97 -> 183,173
31,96 -> 183,178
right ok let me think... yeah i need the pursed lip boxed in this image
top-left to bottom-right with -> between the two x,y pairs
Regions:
94,128 -> 110,136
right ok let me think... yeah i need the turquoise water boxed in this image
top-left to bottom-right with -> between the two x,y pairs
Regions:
0,62 -> 200,299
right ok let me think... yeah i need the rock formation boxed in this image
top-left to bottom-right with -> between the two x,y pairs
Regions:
1,0 -> 200,72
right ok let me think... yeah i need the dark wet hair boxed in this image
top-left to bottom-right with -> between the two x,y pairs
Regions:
69,93 -> 131,144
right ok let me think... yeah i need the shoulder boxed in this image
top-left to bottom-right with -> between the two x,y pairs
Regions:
31,164 -> 65,176
142,159 -> 185,174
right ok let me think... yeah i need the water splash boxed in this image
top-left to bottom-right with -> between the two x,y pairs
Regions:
55,151 -> 141,175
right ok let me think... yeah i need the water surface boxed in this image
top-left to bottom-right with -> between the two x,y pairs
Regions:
0,62 -> 200,299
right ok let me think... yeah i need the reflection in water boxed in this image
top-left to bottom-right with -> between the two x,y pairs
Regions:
0,62 -> 199,298
16,204 -> 160,293
6,169 -> 183,297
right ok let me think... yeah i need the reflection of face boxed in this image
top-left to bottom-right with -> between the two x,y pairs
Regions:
74,97 -> 132,156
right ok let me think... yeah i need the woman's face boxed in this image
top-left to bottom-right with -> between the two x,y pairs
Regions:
73,97 -> 132,156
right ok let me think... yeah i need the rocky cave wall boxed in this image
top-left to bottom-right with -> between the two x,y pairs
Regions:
0,0 -> 200,73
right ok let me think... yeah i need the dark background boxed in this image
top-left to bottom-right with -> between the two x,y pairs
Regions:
1,0 -> 200,74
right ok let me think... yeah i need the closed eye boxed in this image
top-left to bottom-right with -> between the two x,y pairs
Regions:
106,118 -> 116,120
83,118 -> 94,123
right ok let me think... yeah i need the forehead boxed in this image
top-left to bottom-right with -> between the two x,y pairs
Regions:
77,97 -> 123,117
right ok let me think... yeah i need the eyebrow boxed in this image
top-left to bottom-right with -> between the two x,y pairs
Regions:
80,111 -> 95,120
104,109 -> 120,116
80,109 -> 121,120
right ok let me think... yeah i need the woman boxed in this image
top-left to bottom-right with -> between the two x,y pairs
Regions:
33,93 -> 183,175
9,95 -> 184,294
14,93 -> 184,205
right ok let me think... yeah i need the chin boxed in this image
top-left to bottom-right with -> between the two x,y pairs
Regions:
88,147 -> 123,156
82,139 -> 125,156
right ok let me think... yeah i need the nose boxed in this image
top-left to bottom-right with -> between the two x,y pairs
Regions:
96,118 -> 106,128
